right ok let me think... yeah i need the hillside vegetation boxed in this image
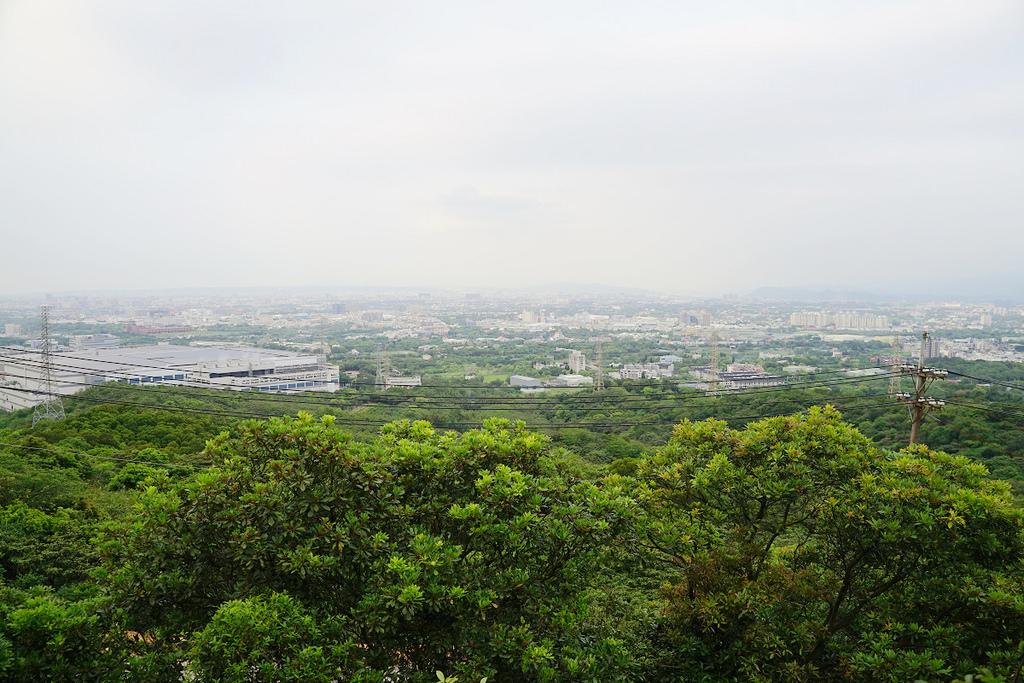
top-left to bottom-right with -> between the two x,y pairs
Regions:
1,393 -> 1023,681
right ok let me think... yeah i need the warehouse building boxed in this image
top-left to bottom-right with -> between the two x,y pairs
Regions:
689,366 -> 786,390
0,345 -> 339,412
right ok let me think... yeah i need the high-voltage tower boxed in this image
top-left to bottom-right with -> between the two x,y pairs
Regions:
593,340 -> 604,392
32,304 -> 65,426
707,330 -> 721,396
888,333 -> 902,398
375,344 -> 388,391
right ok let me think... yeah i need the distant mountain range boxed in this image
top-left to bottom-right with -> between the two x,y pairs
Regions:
9,271 -> 1023,304
524,282 -> 658,296
748,272 -> 1024,304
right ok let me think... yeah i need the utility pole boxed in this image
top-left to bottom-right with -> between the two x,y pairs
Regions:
897,331 -> 946,445
32,304 -> 65,426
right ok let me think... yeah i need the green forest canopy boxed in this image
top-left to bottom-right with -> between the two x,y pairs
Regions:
0,404 -> 1023,681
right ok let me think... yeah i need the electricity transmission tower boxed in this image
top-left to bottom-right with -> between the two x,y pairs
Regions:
888,333 -> 902,398
318,316 -> 329,358
32,305 -> 65,426
592,340 -> 604,392
708,330 -> 721,396
375,344 -> 388,391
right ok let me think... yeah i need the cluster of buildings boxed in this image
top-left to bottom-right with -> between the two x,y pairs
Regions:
618,361 -> 675,380
790,313 -> 890,329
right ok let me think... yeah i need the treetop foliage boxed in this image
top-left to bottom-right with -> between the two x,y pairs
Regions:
0,404 -> 1023,681
98,414 -> 636,682
628,406 -> 1024,681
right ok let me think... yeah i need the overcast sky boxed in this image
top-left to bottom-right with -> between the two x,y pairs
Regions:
1,1 -> 1022,296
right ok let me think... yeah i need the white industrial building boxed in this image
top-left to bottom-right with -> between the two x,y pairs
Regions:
0,345 -> 339,412
384,376 -> 422,389
547,374 -> 593,388
68,334 -> 121,351
689,366 -> 785,390
510,375 -> 543,389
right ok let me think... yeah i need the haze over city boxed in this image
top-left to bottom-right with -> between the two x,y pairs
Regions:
2,1 -> 1022,298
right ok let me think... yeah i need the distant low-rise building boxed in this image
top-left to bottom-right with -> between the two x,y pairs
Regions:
546,374 -> 593,388
689,366 -> 785,390
620,362 -> 674,380
68,334 -> 121,351
385,376 -> 422,389
726,362 -> 764,373
126,324 -> 193,334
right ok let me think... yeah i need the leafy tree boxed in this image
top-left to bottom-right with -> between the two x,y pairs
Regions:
0,585 -> 123,682
628,406 -> 1024,681
100,414 -> 636,682
106,463 -> 160,491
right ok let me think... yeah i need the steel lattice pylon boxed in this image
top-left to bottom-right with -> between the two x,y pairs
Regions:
888,333 -> 902,399
32,304 -> 65,426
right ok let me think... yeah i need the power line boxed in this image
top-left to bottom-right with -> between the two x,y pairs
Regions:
0,382 -> 897,421
3,349 -> 900,408
1,344 -> 885,393
0,370 -> 900,418
941,397 -> 1024,422
0,382 -> 904,431
945,370 -> 1024,393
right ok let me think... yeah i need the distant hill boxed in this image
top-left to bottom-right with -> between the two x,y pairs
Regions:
891,272 -> 1024,304
526,282 -> 658,297
745,286 -> 883,303
749,272 -> 1024,304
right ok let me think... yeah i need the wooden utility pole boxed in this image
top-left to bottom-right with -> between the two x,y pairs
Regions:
897,332 -> 947,445
909,333 -> 928,445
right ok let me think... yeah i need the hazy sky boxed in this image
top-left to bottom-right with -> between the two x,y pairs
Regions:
2,1 -> 1022,295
